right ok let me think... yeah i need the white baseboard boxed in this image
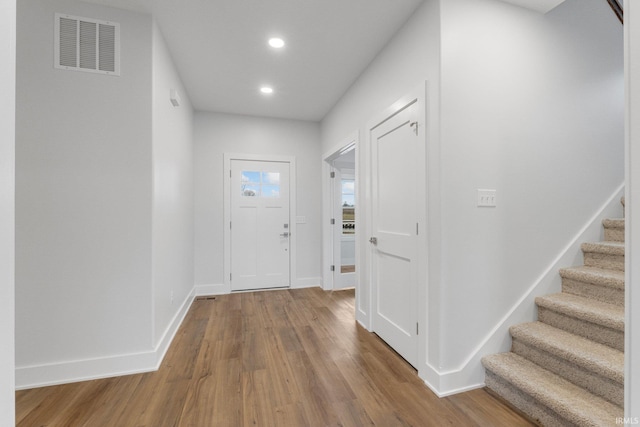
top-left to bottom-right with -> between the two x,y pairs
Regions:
195,283 -> 230,296
195,278 -> 321,295
16,289 -> 197,390
420,183 -> 625,396
15,348 -> 158,390
153,288 -> 195,370
293,277 -> 322,289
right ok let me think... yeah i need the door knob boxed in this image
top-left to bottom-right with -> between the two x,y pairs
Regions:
280,232 -> 290,238
369,237 -> 378,244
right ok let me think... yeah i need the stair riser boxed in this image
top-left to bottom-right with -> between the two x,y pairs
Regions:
485,371 -> 575,427
583,253 -> 624,271
603,227 -> 624,243
537,307 -> 624,351
511,340 -> 623,407
561,278 -> 624,307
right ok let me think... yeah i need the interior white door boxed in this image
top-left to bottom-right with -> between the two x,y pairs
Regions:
230,160 -> 290,291
370,100 -> 419,367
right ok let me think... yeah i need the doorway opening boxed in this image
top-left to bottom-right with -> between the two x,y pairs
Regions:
332,148 -> 356,288
323,133 -> 359,292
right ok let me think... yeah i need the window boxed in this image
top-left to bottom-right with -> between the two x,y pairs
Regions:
241,171 -> 280,197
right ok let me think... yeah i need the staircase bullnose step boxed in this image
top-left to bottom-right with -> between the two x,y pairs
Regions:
482,353 -> 622,426
559,266 -> 625,290
535,293 -> 624,331
509,322 -> 624,384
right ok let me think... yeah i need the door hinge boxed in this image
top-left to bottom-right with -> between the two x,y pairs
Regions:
330,265 -> 335,272
330,218 -> 335,225
330,171 -> 336,178
230,273 -> 232,281
416,323 -> 419,335
416,223 -> 419,235
230,221 -> 232,229
230,170 -> 232,177
410,121 -> 418,135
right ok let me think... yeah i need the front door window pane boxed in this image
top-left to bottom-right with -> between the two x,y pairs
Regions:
262,185 -> 280,197
241,170 -> 281,198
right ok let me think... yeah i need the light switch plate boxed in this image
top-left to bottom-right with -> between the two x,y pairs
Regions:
296,216 -> 306,224
477,189 -> 497,207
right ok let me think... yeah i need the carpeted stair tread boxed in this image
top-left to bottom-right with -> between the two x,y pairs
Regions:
483,205 -> 626,423
581,241 -> 625,255
559,266 -> 624,291
602,218 -> 625,228
581,241 -> 625,271
482,352 -> 622,426
603,219 -> 625,242
535,293 -> 624,331
510,322 -> 624,384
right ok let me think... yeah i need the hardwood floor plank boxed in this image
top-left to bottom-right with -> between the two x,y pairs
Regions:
333,353 -> 400,424
15,385 -> 54,424
178,358 -> 244,426
271,402 -> 309,427
285,350 -> 338,425
446,388 -> 537,427
16,288 -> 535,427
332,398 -> 376,427
80,375 -> 144,427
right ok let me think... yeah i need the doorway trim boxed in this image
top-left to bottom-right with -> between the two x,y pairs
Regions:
223,153 -> 297,293
322,131 -> 359,292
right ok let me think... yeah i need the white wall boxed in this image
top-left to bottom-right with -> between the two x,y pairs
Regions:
194,112 -> 322,290
321,0 -> 623,395
0,0 -> 15,422
151,21 -> 194,347
626,0 -> 640,419
438,0 -> 623,367
16,0 -> 154,386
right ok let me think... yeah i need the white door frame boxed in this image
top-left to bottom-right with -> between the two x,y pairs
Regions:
224,153 -> 297,293
364,82 -> 428,372
322,132 -> 359,292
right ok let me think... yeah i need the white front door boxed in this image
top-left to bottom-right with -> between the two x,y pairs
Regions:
370,100 -> 419,367
230,159 -> 290,291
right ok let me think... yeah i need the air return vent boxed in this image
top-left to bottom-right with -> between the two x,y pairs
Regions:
54,13 -> 120,76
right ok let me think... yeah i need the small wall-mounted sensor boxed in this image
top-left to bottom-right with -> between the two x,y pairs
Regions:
170,89 -> 181,107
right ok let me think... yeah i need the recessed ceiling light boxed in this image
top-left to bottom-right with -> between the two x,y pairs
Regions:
260,86 -> 274,94
268,37 -> 285,49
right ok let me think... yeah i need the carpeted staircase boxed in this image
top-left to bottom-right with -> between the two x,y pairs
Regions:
482,198 -> 625,426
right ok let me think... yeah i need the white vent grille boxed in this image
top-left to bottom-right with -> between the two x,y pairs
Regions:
55,13 -> 120,76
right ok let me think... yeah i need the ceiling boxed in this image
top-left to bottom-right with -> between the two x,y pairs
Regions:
81,0 -> 425,121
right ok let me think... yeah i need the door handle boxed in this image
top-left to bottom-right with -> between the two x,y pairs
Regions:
369,237 -> 378,245
280,232 -> 290,238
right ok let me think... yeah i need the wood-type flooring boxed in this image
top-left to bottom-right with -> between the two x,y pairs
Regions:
16,287 -> 535,426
